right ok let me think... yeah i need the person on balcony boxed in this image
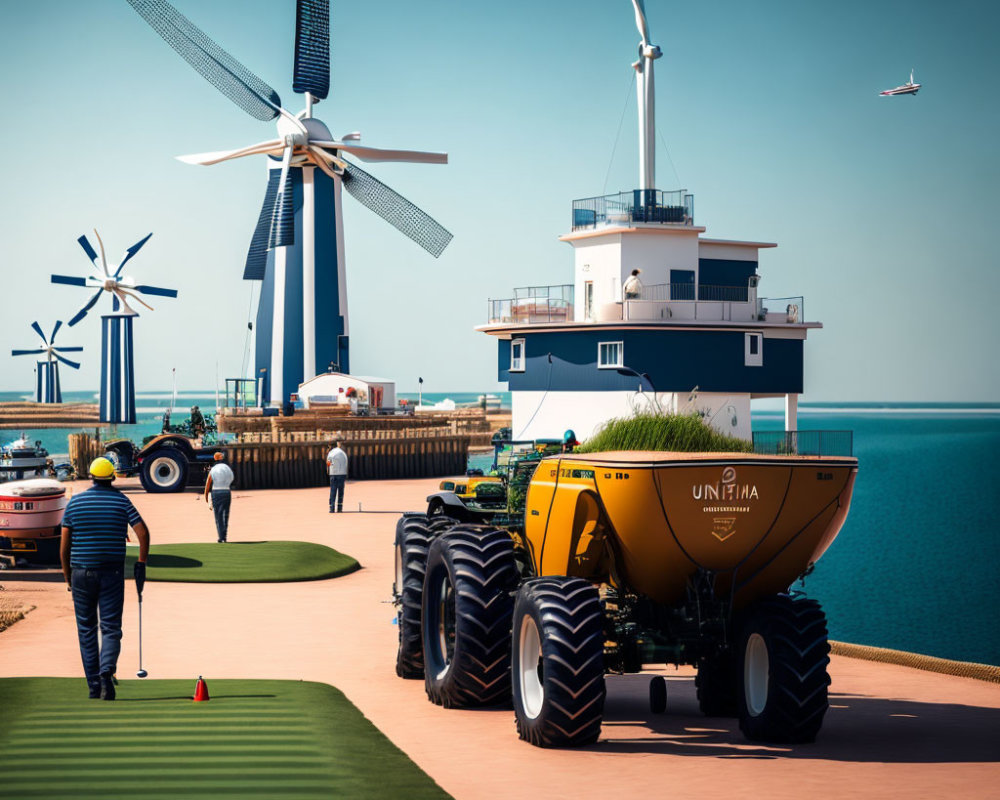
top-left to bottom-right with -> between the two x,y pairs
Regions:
623,269 -> 643,300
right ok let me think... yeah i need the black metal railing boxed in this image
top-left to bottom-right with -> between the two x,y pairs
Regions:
572,189 -> 694,230
752,430 -> 853,457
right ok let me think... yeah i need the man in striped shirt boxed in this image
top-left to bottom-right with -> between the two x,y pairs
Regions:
60,457 -> 150,700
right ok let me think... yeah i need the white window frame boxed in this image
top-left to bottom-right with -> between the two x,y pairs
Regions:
745,332 -> 763,367
510,338 -> 525,372
598,341 -> 624,369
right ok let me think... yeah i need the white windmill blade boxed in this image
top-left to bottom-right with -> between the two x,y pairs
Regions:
631,0 -> 650,44
176,139 -> 285,166
93,229 -> 110,277
313,141 -> 448,165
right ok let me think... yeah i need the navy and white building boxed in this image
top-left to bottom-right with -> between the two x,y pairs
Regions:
479,3 -> 817,443
480,194 -> 812,442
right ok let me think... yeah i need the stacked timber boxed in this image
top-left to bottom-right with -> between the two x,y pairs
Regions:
0,402 -> 104,430
225,433 -> 470,488
68,433 -> 104,476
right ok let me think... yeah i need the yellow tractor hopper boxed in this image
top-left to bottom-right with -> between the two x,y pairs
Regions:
524,450 -> 858,609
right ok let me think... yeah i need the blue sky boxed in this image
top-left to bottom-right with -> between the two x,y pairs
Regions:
0,0 -> 997,400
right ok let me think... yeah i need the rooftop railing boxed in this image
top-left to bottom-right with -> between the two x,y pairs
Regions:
752,430 -> 854,457
572,189 -> 694,230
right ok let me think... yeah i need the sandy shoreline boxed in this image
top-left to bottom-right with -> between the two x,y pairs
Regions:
1,477 -> 999,798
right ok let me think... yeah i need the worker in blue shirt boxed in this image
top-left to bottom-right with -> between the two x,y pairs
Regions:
60,457 -> 150,700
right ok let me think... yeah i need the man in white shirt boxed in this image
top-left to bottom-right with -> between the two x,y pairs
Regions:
326,440 -> 348,513
623,268 -> 643,300
204,451 -> 235,542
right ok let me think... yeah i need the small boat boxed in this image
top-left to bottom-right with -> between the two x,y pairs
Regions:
0,434 -> 51,481
0,478 -> 68,564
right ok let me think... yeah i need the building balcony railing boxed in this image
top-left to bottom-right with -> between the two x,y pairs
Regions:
752,430 -> 853,457
486,282 -> 806,326
489,284 -> 574,324
572,189 -> 695,230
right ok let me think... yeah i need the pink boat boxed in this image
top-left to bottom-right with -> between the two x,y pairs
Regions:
0,478 -> 68,564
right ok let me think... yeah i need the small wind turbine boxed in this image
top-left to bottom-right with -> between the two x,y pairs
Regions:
51,230 -> 177,424
51,231 -> 176,324
10,321 -> 83,403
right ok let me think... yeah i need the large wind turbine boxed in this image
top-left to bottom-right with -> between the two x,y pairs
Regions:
631,0 -> 662,191
51,230 -> 177,424
10,321 -> 84,404
126,0 -> 452,405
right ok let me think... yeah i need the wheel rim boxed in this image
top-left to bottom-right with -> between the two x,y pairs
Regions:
744,632 -> 769,717
518,615 -> 544,720
149,457 -> 180,487
435,575 -> 456,680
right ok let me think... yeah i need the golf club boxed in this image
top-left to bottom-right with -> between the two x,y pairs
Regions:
136,592 -> 148,678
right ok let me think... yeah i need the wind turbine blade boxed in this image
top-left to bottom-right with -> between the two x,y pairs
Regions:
53,346 -> 84,353
315,142 -> 448,164
93,229 -> 109,277
50,320 -> 63,343
115,233 -> 153,277
53,353 -> 81,369
78,235 -> 99,265
293,0 -> 330,100
112,289 -> 145,316
11,349 -> 44,357
51,275 -> 88,287
176,139 -> 284,166
118,287 -> 155,311
126,0 -> 282,121
244,171 -> 281,280
268,147 -> 296,249
133,284 -> 179,298
342,161 -> 453,258
113,294 -> 120,313
30,321 -> 47,343
69,289 -> 104,326
631,0 -> 650,44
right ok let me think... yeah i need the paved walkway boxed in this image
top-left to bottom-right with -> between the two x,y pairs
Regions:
2,478 -> 999,799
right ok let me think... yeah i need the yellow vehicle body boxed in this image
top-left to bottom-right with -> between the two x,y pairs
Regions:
523,450 -> 858,609
438,475 -> 502,500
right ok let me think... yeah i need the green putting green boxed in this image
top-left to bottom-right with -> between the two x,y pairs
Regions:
0,678 -> 449,800
124,541 -> 359,583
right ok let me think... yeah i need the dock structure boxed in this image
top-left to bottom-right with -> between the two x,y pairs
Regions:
0,402 -> 104,430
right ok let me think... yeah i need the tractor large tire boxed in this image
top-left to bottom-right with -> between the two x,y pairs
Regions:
422,526 -> 517,708
140,449 -> 187,493
511,577 -> 606,748
695,651 -> 739,717
394,516 -> 435,678
737,594 -> 831,743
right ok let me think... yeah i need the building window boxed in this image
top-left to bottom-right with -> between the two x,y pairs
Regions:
745,333 -> 763,367
598,341 -> 624,369
510,339 -> 525,372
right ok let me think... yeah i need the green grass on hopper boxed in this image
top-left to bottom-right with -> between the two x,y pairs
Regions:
123,541 -> 359,583
0,678 -> 449,800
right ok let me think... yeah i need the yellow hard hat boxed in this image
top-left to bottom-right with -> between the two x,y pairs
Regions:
89,457 -> 116,479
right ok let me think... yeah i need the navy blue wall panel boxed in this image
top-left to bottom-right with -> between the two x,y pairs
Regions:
497,329 -> 802,394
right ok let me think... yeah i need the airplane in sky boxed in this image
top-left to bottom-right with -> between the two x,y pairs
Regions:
880,70 -> 921,96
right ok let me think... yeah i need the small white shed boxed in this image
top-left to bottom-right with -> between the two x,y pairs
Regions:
297,373 -> 397,410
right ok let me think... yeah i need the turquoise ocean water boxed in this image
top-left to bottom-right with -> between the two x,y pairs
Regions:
3,392 -> 998,666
